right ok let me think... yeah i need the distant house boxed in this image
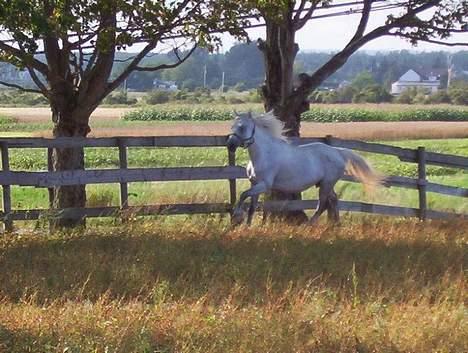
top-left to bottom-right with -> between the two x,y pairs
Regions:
338,80 -> 351,89
152,79 -> 178,91
391,69 -> 440,95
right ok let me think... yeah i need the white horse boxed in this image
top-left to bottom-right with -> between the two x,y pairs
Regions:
227,111 -> 381,225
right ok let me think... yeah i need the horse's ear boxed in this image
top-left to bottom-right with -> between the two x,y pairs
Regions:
233,109 -> 239,118
247,111 -> 253,119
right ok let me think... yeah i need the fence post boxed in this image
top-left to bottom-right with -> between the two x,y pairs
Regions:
417,146 -> 427,221
1,142 -> 13,232
47,148 -> 54,209
118,138 -> 129,210
228,149 -> 237,209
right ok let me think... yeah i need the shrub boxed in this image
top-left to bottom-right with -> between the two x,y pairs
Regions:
145,90 -> 171,104
321,91 -> 339,104
449,88 -> 468,105
103,92 -> 137,105
227,97 -> 245,104
232,82 -> 246,92
0,91 -> 48,105
246,89 -> 263,103
428,90 -> 451,104
396,88 -> 417,104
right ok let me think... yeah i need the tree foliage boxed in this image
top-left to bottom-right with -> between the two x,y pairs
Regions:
0,0 -> 249,129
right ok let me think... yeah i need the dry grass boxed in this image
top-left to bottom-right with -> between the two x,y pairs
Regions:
0,218 -> 466,352
77,121 -> 468,140
2,106 -> 468,140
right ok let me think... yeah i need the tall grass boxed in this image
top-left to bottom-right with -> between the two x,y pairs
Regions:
0,218 -> 466,352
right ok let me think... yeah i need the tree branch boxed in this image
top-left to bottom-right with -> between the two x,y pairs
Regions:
349,0 -> 373,42
133,44 -> 197,72
0,41 -> 49,75
293,0 -> 308,24
0,80 -> 42,93
296,0 -> 444,95
388,33 -> 468,47
294,1 -> 319,30
15,40 -> 49,96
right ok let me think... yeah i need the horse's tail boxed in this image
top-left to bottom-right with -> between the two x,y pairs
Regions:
338,148 -> 383,193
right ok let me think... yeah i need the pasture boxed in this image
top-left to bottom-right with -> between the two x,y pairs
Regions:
0,219 -> 466,352
0,105 -> 467,352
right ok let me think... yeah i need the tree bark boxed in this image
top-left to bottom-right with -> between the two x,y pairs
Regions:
258,18 -> 309,224
50,92 -> 92,229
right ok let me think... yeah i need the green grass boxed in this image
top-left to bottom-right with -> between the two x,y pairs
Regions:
2,139 -> 467,216
0,219 -> 466,352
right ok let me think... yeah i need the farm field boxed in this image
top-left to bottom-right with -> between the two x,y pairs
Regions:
1,105 -> 468,140
0,218 -> 466,352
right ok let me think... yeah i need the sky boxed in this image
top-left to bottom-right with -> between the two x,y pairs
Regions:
220,2 -> 468,53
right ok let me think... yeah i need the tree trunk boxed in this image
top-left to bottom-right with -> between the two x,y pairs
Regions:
258,19 -> 310,224
50,105 -> 91,229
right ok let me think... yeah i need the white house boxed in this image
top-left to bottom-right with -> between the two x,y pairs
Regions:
152,79 -> 178,91
391,69 -> 440,95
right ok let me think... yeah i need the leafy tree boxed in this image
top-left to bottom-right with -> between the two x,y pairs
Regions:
223,42 -> 264,88
448,81 -> 468,105
242,0 -> 468,136
245,0 -> 467,220
0,0 -> 247,227
351,72 -> 376,91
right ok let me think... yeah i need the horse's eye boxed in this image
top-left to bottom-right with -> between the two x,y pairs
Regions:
239,125 -> 245,133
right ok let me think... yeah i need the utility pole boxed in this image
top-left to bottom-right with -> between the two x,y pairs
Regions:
220,71 -> 225,92
203,65 -> 207,88
447,54 -> 454,89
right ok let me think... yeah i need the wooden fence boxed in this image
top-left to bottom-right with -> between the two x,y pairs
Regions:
0,135 -> 467,231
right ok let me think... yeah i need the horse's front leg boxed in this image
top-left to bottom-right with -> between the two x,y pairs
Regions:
232,182 -> 269,225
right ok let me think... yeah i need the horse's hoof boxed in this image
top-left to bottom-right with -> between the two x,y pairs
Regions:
231,208 -> 246,225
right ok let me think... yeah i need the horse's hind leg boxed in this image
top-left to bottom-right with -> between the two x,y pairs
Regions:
327,189 -> 340,223
247,194 -> 259,226
309,183 -> 332,224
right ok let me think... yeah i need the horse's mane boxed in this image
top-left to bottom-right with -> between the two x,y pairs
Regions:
252,111 -> 288,141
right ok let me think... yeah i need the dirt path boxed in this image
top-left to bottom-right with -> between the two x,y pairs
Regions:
2,107 -> 468,140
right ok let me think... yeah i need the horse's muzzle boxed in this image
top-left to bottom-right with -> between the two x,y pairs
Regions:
226,135 -> 241,152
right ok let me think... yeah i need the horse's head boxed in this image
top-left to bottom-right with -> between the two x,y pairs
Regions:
227,111 -> 256,152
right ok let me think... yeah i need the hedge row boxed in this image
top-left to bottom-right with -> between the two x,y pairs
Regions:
122,107 -> 468,122
123,107 -> 246,121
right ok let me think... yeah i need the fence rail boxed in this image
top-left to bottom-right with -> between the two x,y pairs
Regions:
1,135 -> 467,231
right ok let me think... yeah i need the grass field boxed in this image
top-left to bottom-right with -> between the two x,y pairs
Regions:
1,104 -> 467,352
0,218 -> 466,352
